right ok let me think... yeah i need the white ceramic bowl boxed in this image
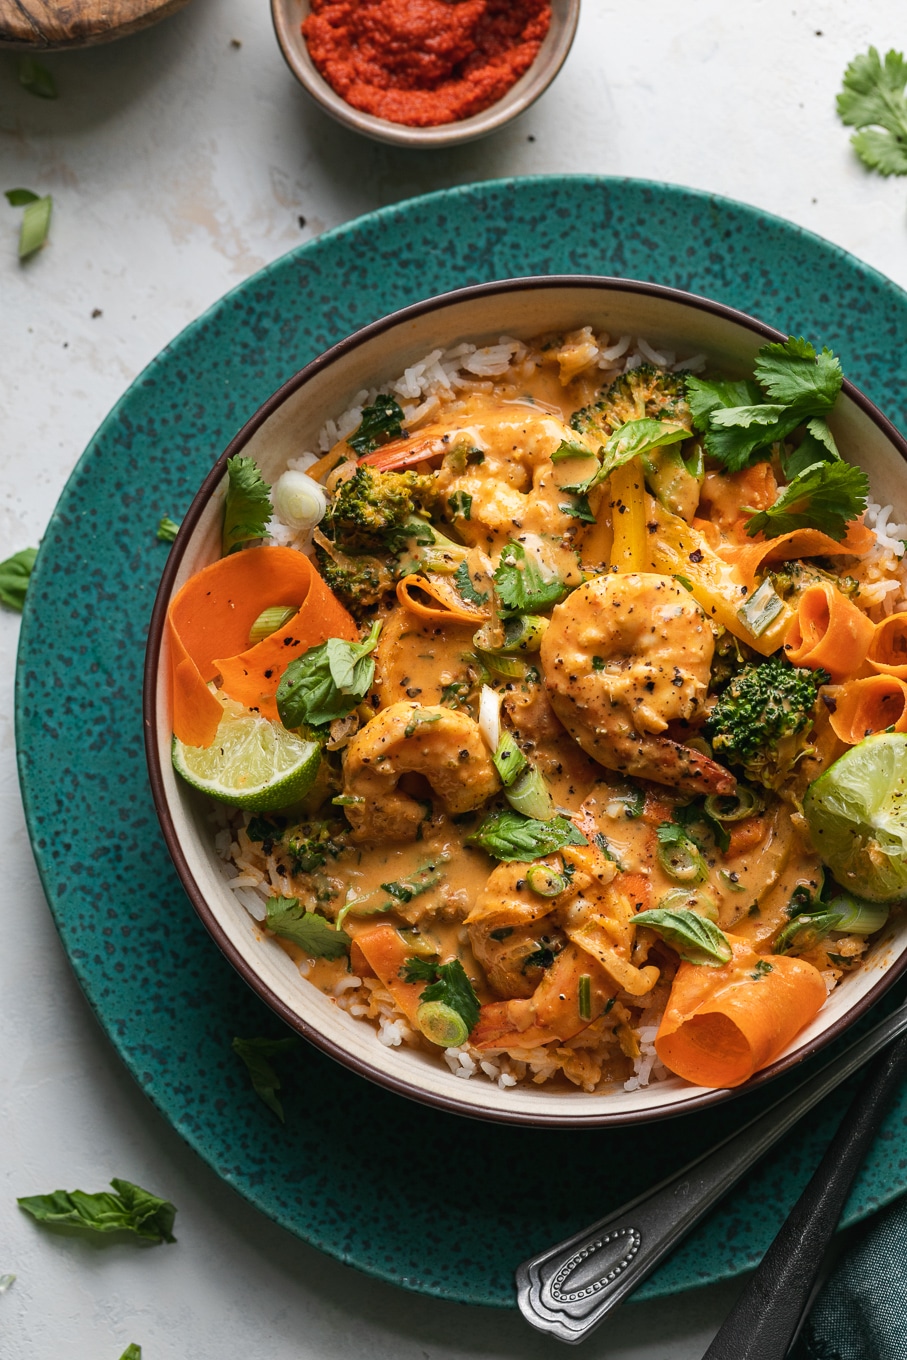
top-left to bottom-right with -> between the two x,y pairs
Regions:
270,0 -> 581,148
144,276 -> 907,1127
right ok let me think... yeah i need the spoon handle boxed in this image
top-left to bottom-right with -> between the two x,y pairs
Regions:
516,1000 -> 907,1344
701,1033 -> 907,1360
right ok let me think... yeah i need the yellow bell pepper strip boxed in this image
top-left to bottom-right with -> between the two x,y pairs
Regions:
609,457 -> 647,572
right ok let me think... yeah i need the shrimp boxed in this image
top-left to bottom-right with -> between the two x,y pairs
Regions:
466,845 -> 661,1052
541,572 -> 736,795
340,701 -> 499,842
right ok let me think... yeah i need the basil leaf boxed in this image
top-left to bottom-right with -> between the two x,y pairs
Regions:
493,542 -> 568,616
633,908 -> 732,967
347,395 -> 406,454
265,897 -> 350,958
17,194 -> 52,260
17,1179 -> 176,1243
156,515 -> 180,543
119,1347 -> 142,1360
18,57 -> 58,99
0,547 -> 37,611
222,455 -> 272,555
276,620 -> 381,728
232,1035 -> 298,1122
466,809 -> 586,862
599,418 -> 689,478
401,957 -> 481,1034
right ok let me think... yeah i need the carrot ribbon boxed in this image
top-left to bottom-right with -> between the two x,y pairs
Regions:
783,579 -> 876,682
167,546 -> 356,748
828,674 -> 907,745
716,520 -> 875,591
395,573 -> 489,623
867,612 -> 907,681
654,935 -> 826,1088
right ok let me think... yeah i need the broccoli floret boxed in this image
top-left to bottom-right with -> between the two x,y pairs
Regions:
705,656 -> 829,791
315,544 -> 394,613
571,364 -> 691,439
322,466 -> 439,555
284,819 -> 348,874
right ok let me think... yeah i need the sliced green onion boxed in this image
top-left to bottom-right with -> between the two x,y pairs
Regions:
478,684 -> 502,752
271,468 -> 327,532
773,910 -> 842,955
493,730 -> 529,787
473,645 -> 527,679
704,787 -> 764,822
737,578 -> 785,638
824,893 -> 889,937
396,928 -> 438,959
656,828 -> 708,885
505,764 -> 556,821
578,974 -> 592,1021
657,887 -> 719,922
415,1001 -> 469,1048
526,864 -> 568,897
248,605 -> 297,646
719,869 -> 746,893
474,615 -> 548,655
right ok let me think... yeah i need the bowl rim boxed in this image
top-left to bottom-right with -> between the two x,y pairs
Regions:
269,0 -> 582,149
143,272 -> 907,1128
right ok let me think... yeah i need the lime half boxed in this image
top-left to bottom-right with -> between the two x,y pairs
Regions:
172,710 -> 321,812
803,732 -> 907,903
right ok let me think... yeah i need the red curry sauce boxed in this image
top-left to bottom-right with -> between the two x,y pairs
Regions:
302,0 -> 552,128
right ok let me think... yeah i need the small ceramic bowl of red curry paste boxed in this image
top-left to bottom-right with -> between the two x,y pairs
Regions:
271,0 -> 581,148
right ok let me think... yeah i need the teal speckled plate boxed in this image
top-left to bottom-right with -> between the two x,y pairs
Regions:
16,177 -> 907,1307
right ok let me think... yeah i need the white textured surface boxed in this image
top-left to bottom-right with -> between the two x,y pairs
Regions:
2,2 -> 907,1356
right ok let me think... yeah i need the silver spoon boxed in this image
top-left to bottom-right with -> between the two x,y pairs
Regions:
516,996 -> 907,1344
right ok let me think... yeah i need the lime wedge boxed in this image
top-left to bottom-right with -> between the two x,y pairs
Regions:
803,732 -> 907,903
172,710 -> 321,812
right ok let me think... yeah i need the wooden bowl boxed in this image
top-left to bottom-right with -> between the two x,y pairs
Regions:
0,0 -> 192,49
271,0 -> 581,148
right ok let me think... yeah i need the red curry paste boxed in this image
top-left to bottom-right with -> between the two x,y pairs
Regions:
302,0 -> 552,128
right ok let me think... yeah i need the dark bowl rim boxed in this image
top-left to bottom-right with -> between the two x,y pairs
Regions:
142,272 -> 907,1129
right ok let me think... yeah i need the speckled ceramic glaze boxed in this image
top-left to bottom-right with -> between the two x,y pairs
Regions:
16,177 -> 907,1306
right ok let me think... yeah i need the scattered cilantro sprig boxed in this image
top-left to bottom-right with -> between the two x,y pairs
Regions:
838,48 -> 907,177
493,542 -> 568,616
222,455 -> 272,555
401,957 -> 481,1035
743,459 -> 869,540
454,559 -> 488,606
265,897 -> 350,958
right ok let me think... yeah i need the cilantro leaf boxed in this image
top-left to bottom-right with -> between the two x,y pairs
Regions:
0,547 -> 37,611
686,376 -> 763,430
837,48 -> 907,176
18,1179 -> 176,1243
265,897 -> 351,958
634,908 -> 732,967
753,338 -> 843,410
454,560 -> 488,606
222,455 -> 272,555
277,620 -> 381,728
744,460 -> 869,540
18,57 -> 58,99
493,542 -> 569,616
232,1036 -> 298,1122
348,395 -> 406,454
466,808 -> 587,861
559,493 -> 597,522
401,957 -> 481,1034
156,515 -> 180,543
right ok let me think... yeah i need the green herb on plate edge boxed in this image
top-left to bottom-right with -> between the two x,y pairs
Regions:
232,1036 -> 299,1122
18,1179 -> 176,1243
0,548 -> 37,610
